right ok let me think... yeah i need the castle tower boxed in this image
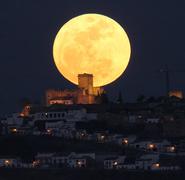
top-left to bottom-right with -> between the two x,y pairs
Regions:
78,73 -> 93,95
45,74 -> 104,106
77,73 -> 95,104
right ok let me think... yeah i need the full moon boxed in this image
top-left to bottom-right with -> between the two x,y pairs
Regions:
53,14 -> 131,87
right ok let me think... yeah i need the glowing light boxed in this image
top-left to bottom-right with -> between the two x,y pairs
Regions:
4,160 -> 11,166
20,113 -> 25,117
101,135 -> 105,139
114,161 -> 118,165
5,160 -> 10,164
155,163 -> 160,167
32,160 -> 40,167
123,139 -> 128,144
47,129 -> 52,134
53,14 -> 131,87
171,146 -> 175,151
149,144 -> 154,149
12,128 -> 17,133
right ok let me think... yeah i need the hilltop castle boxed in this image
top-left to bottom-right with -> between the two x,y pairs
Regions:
46,73 -> 104,106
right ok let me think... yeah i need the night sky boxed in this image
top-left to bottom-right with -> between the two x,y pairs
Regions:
0,0 -> 185,114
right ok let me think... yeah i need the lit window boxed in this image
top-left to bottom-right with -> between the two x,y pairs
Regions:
123,139 -> 128,144
12,128 -> 17,133
154,163 -> 160,168
113,161 -> 118,165
149,144 -> 154,149
101,135 -> 105,139
170,146 -> 175,152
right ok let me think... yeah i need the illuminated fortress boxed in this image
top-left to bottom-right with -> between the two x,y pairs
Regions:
46,73 -> 104,106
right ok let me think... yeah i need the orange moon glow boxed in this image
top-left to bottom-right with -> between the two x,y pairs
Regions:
53,14 -> 131,87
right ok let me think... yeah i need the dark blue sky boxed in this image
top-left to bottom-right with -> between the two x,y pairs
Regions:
0,0 -> 185,113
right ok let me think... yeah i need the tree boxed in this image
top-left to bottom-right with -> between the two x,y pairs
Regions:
19,97 -> 31,108
100,91 -> 109,104
146,96 -> 156,103
136,95 -> 146,103
117,91 -> 123,104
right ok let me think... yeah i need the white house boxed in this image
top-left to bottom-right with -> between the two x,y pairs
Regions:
67,157 -> 87,168
145,118 -> 160,124
151,156 -> 181,171
112,135 -> 137,146
118,157 -> 136,170
51,152 -> 95,168
31,108 -> 87,123
0,156 -> 20,168
151,164 -> 181,171
135,153 -> 159,170
4,113 -> 24,126
95,131 -> 109,143
131,139 -> 171,152
35,153 -> 54,166
51,153 -> 69,167
104,156 -> 126,169
150,140 -> 171,152
67,152 -> 95,168
130,140 -> 153,150
75,130 -> 88,140
45,120 -> 65,129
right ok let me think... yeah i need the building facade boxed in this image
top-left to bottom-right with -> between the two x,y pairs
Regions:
46,73 -> 104,106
